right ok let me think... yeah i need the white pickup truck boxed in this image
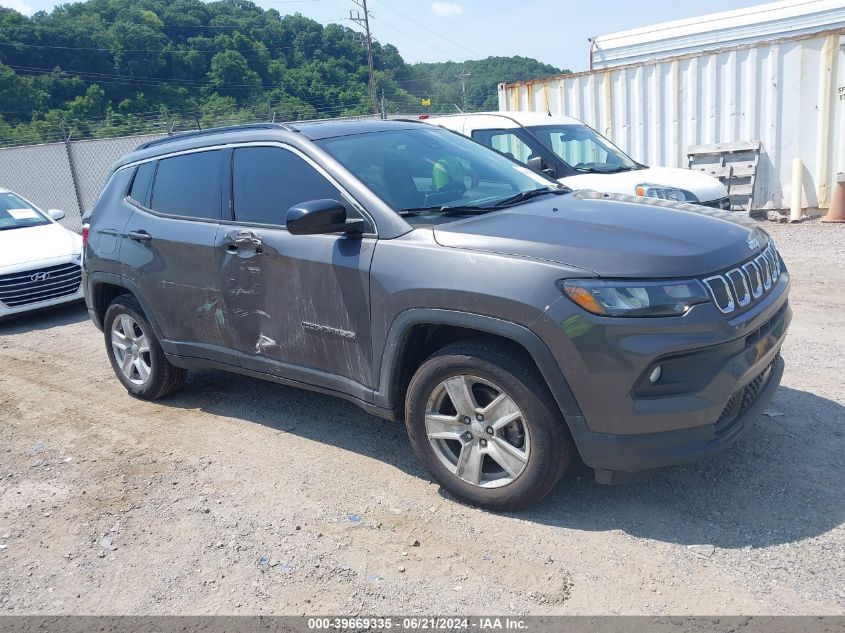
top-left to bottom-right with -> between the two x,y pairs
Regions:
425,112 -> 730,209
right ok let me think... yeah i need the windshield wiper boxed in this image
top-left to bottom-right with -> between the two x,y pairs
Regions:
575,165 -> 636,174
398,205 -> 493,217
491,187 -> 568,208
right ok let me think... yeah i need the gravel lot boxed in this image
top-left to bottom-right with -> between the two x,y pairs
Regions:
0,219 -> 843,615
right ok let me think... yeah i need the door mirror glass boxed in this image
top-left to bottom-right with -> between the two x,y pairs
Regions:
48,209 -> 66,221
286,199 -> 363,236
526,156 -> 545,173
526,156 -> 557,179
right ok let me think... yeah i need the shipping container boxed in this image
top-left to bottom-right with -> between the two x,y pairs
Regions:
589,0 -> 845,70
499,27 -> 845,214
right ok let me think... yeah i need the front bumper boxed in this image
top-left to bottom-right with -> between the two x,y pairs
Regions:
0,257 -> 84,319
532,268 -> 791,473
568,350 -> 784,474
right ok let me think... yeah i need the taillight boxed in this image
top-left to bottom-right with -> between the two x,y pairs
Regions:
82,225 -> 89,246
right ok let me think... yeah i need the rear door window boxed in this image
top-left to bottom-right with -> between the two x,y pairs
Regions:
149,150 -> 223,220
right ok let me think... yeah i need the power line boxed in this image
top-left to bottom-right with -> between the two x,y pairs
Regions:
6,62 -> 433,96
376,0 -> 484,58
0,40 -> 314,55
367,14 -> 461,62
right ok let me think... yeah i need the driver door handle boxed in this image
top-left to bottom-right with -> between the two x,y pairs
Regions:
225,229 -> 263,253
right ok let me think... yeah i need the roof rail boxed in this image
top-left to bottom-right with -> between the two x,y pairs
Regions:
135,122 -> 299,151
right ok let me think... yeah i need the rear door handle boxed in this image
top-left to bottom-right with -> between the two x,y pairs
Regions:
98,229 -> 118,236
127,230 -> 152,242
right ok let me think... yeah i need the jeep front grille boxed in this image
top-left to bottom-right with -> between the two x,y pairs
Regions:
0,262 -> 82,308
702,240 -> 781,316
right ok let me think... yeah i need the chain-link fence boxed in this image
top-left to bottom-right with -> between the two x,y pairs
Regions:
0,141 -> 87,232
0,113 -> 432,234
0,134 -> 165,234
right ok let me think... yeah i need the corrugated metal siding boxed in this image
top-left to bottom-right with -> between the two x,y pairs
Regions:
591,0 -> 845,69
499,30 -> 845,211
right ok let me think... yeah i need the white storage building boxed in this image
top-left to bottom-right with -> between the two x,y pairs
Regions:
498,0 -> 845,214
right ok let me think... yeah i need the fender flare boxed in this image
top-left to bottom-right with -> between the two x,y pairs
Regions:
375,308 -> 582,418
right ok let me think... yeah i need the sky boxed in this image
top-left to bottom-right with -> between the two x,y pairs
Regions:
2,0 -> 772,71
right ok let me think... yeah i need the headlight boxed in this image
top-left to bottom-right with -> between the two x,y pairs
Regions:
559,279 -> 711,317
635,184 -> 698,203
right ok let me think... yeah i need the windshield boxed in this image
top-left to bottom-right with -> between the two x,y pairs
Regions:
316,127 -> 560,221
526,124 -> 639,174
0,193 -> 50,231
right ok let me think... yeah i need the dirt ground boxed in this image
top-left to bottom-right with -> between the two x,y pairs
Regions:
0,220 -> 843,616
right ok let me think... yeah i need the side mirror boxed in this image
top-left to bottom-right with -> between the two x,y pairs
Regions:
286,199 -> 364,236
48,209 -> 66,221
527,156 -> 557,179
526,156 -> 545,173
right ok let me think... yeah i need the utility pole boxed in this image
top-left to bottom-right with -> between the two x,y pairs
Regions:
380,88 -> 386,120
455,69 -> 471,112
350,0 -> 378,115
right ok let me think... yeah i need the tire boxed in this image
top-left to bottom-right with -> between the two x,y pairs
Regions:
405,339 -> 573,511
103,294 -> 187,400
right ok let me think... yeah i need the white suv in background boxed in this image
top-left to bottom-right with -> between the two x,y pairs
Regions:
425,112 -> 730,209
0,188 -> 83,318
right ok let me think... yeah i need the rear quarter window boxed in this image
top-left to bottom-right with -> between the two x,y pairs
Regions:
128,161 -> 156,207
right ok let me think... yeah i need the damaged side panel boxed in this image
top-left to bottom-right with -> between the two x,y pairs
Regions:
121,214 -> 235,360
219,227 -> 377,389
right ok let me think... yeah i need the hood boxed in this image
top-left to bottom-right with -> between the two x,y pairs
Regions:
432,191 -> 766,279
559,166 -> 727,203
0,222 -> 82,270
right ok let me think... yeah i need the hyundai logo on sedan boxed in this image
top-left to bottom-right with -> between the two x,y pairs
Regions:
30,272 -> 51,282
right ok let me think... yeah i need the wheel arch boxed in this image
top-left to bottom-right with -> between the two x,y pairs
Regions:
376,309 -> 582,420
86,272 -> 166,343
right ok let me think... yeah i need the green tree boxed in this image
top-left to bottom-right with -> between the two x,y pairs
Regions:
208,50 -> 262,99
0,1 -> 565,145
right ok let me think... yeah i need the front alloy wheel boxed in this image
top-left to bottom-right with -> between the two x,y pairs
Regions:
405,340 -> 573,511
425,374 -> 530,488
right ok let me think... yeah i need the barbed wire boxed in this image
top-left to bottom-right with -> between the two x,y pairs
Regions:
0,101 -> 447,149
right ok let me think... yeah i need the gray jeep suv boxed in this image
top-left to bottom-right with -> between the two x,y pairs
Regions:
83,120 -> 790,510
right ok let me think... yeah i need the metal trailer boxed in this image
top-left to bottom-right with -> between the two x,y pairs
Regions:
588,0 -> 845,70
499,17 -> 845,215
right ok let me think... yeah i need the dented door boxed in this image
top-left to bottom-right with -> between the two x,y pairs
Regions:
222,145 -> 377,389
221,230 -> 375,386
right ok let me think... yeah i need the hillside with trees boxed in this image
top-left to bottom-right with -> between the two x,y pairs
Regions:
0,0 -> 565,146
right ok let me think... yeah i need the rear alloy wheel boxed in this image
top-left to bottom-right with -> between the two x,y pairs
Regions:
406,340 -> 573,511
111,314 -> 152,386
103,294 -> 186,400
